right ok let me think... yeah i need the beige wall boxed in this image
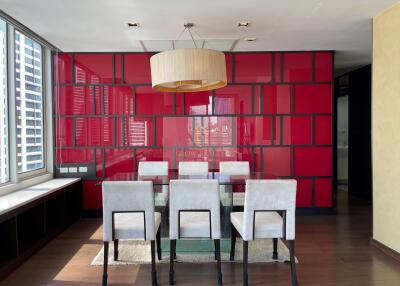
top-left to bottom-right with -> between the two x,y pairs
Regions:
372,3 -> 400,253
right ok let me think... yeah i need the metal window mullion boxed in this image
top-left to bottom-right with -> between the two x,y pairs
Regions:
44,47 -> 53,174
7,24 -> 18,183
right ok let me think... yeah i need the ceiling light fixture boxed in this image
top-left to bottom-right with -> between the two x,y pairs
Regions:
127,22 -> 140,28
150,23 -> 227,92
238,21 -> 251,27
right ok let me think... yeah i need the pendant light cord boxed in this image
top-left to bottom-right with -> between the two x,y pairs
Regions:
188,28 -> 198,48
173,23 -> 201,49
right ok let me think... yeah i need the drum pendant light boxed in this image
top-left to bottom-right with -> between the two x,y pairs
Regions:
150,23 -> 227,93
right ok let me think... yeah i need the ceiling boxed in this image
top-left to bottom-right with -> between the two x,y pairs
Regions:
0,0 -> 397,74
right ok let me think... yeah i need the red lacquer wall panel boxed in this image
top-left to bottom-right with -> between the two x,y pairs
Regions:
214,85 -> 253,114
54,53 -> 72,84
103,86 -> 134,115
74,54 -> 113,84
262,84 -> 291,114
282,116 -> 312,145
185,91 -> 212,115
124,53 -> 152,83
234,53 -> 272,83
314,178 -> 333,207
294,84 -> 332,114
315,52 -> 333,82
283,52 -> 312,82
136,86 -> 176,115
54,51 -> 334,210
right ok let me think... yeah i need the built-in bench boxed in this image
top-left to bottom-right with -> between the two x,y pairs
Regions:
0,178 -> 82,280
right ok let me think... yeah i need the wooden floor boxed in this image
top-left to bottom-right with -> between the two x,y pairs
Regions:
1,190 -> 400,286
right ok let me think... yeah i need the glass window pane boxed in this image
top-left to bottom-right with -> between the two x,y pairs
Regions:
15,30 -> 44,173
0,19 -> 9,183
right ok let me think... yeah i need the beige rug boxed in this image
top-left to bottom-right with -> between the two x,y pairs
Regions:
91,239 -> 298,266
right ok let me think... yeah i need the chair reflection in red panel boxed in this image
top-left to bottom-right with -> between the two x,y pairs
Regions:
138,161 -> 169,207
219,161 -> 250,207
178,161 -> 209,177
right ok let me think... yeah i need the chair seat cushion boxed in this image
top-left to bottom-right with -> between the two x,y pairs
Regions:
114,212 -> 161,240
231,211 -> 284,240
179,212 -> 211,238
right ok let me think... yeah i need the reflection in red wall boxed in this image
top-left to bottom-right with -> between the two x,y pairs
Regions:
54,51 -> 334,210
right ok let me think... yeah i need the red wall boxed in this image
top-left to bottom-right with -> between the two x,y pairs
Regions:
53,51 -> 334,211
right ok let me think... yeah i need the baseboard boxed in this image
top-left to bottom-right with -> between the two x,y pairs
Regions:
370,238 -> 400,262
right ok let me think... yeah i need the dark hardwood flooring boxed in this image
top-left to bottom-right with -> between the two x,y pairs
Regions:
1,189 -> 400,286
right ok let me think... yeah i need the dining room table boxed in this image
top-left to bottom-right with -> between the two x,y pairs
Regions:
103,171 -> 278,239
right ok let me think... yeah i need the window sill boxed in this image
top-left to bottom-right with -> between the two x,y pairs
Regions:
0,173 -> 53,197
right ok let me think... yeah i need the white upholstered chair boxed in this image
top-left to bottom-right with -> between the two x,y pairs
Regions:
138,161 -> 168,176
230,180 -> 298,286
102,181 -> 162,286
169,179 -> 222,285
178,161 -> 209,176
219,161 -> 249,206
138,161 -> 169,206
219,161 -> 250,175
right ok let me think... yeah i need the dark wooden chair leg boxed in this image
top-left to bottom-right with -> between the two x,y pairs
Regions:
243,240 -> 248,286
230,223 -> 236,261
113,239 -> 119,261
156,227 -> 162,261
215,239 -> 223,285
151,240 -> 158,286
289,240 -> 298,286
102,242 -> 109,286
173,238 -> 177,260
272,238 -> 278,260
169,239 -> 175,285
214,240 -> 218,260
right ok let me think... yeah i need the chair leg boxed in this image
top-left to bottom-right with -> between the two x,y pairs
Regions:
215,239 -> 223,285
113,239 -> 119,261
243,240 -> 248,286
174,240 -> 177,260
230,223 -> 236,261
272,238 -> 278,260
214,240 -> 218,261
102,242 -> 109,286
156,227 -> 162,261
151,240 -> 158,286
289,240 -> 298,286
169,239 -> 175,285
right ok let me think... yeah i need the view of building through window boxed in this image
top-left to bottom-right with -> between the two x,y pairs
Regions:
0,19 -> 8,183
15,30 -> 44,173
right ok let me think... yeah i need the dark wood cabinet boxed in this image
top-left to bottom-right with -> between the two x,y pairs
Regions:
0,180 -> 82,280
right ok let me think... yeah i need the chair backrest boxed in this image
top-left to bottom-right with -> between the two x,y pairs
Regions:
219,161 -> 250,175
102,181 -> 156,241
138,161 -> 168,176
243,180 -> 297,241
169,179 -> 221,239
178,161 -> 209,176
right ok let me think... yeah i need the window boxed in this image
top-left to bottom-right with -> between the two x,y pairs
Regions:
15,30 -> 45,174
0,19 -> 9,183
0,15 -> 51,190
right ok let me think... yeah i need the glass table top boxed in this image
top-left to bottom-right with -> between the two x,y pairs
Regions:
104,171 -> 278,185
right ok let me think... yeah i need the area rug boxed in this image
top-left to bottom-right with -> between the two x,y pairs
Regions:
91,239 -> 298,266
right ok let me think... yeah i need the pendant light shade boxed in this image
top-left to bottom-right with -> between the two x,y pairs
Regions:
150,48 -> 227,92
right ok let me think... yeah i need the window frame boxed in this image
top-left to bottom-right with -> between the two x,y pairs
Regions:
0,18 -> 10,185
14,29 -> 47,179
0,17 -> 53,194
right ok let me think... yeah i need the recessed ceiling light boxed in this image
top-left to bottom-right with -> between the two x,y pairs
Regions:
238,21 -> 251,27
127,22 -> 140,28
244,37 -> 257,42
